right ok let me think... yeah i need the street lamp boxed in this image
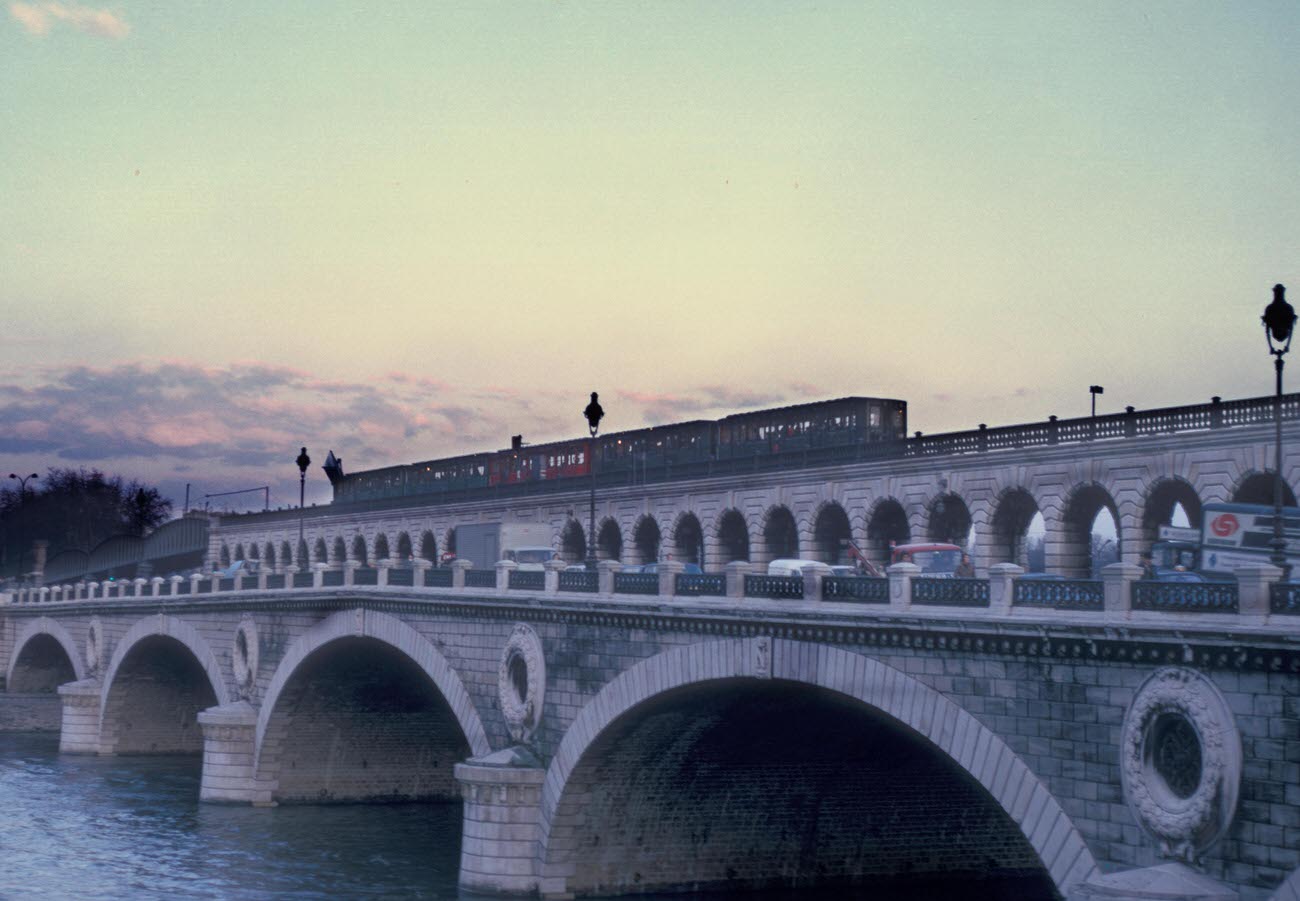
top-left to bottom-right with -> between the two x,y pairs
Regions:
1089,385 -> 1104,418
295,447 -> 311,551
9,472 -> 38,493
1262,284 -> 1296,574
583,392 -> 604,571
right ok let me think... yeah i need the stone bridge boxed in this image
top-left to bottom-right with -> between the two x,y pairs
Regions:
3,564 -> 1299,900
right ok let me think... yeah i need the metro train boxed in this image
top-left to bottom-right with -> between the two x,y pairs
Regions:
328,396 -> 906,505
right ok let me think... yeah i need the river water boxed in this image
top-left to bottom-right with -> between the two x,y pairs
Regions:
0,732 -> 1052,900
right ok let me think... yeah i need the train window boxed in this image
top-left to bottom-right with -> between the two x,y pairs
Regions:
870,406 -> 881,427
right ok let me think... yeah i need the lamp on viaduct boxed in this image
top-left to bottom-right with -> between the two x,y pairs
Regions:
583,392 -> 604,572
295,447 -> 311,548
1262,283 -> 1296,574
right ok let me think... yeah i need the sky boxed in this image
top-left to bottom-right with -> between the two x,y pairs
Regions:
3,2 -> 1300,513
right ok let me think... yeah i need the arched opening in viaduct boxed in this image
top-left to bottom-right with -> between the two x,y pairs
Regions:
812,503 -> 852,564
255,637 -> 472,804
373,533 -> 390,561
672,513 -> 705,566
351,535 -> 368,565
763,506 -> 799,561
543,676 -> 1074,899
928,493 -> 972,546
333,537 -> 347,564
560,520 -> 586,563
100,635 -> 219,755
633,516 -> 661,564
396,532 -> 413,561
281,540 -> 293,568
716,509 -> 750,564
1233,471 -> 1298,507
220,545 -> 231,568
598,519 -> 622,561
990,488 -> 1039,569
263,542 -> 276,569
1062,484 -> 1120,578
8,633 -> 78,693
234,543 -> 245,562
419,530 -> 437,563
247,544 -> 259,564
314,538 -> 328,564
444,528 -> 457,559
1140,478 -> 1203,554
866,499 -> 910,566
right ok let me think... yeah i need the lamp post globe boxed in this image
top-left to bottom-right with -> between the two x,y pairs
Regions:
583,393 -> 604,571
1263,285 -> 1296,574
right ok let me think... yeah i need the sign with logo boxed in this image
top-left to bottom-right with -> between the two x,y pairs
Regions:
1209,513 -> 1239,539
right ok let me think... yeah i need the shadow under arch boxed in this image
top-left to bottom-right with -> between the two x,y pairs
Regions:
253,608 -> 490,777
7,616 -> 85,689
539,639 -> 1096,899
97,614 -> 232,753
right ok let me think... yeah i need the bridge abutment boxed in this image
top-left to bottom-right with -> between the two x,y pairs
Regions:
197,701 -> 262,804
56,678 -> 101,754
455,748 -> 546,897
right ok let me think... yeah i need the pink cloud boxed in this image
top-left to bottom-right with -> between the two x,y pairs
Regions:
9,2 -> 129,38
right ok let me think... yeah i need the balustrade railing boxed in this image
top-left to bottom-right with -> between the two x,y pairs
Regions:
1013,579 -> 1104,611
822,576 -> 889,603
386,568 -> 415,587
265,574 -> 286,590
464,569 -> 496,589
614,572 -> 659,595
911,578 -> 989,607
353,567 -> 378,586
292,571 -> 314,588
509,570 -> 545,591
424,568 -> 454,588
675,573 -> 726,597
744,574 -> 804,600
322,570 -> 344,588
558,570 -> 598,593
1132,581 -> 1238,613
1271,582 -> 1300,614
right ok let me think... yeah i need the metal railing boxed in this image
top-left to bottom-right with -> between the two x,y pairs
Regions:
1271,582 -> 1300,614
912,578 -> 990,607
675,573 -> 726,597
424,568 -> 454,588
822,576 -> 889,603
1013,579 -> 1104,611
613,572 -> 659,595
1132,581 -> 1238,613
509,570 -> 545,591
464,570 -> 496,589
559,570 -> 598,593
744,574 -> 804,600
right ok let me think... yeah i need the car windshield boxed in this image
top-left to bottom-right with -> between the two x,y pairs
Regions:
910,550 -> 962,574
514,549 -> 553,565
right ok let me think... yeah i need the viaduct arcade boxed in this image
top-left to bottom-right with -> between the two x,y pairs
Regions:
207,395 -> 1300,581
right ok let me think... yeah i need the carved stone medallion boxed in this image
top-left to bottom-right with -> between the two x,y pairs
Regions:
231,618 -> 259,697
1120,666 -> 1240,863
498,623 -> 545,743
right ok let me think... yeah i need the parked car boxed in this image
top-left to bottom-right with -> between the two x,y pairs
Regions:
767,559 -> 832,577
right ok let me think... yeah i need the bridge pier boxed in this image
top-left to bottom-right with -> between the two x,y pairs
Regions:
454,748 -> 546,897
197,701 -> 264,804
55,678 -> 101,754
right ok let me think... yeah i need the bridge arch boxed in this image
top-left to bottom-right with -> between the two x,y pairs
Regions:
373,533 -> 390,560
1139,477 -> 1203,552
632,515 -> 661,564
539,639 -> 1095,898
989,487 -> 1040,569
560,519 -> 586,563
866,497 -> 910,566
350,534 -> 368,564
418,529 -> 437,562
1232,470 -> 1298,507
219,544 -> 231,568
670,511 -> 705,566
280,540 -> 293,568
713,508 -> 750,566
262,542 -> 275,569
254,608 -> 489,801
396,531 -> 413,561
597,518 -> 622,561
7,616 -> 85,691
761,504 -> 799,563
928,492 -> 972,546
313,537 -> 328,564
332,536 -> 347,563
98,614 -> 231,755
1061,482 -> 1121,577
811,501 -> 852,564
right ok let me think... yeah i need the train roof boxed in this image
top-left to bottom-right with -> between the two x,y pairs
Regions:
720,396 -> 906,421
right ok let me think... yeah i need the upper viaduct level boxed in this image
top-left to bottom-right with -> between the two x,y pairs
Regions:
207,394 -> 1300,582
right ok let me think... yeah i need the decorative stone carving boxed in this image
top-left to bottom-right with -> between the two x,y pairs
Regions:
1120,666 -> 1240,863
85,618 -> 103,676
231,618 -> 259,699
498,623 -> 545,743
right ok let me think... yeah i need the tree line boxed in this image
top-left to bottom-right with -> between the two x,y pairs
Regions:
1,468 -> 171,579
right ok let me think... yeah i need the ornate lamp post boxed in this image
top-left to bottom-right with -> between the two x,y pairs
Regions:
583,392 -> 604,571
1089,385 -> 1104,418
295,447 -> 311,551
1263,284 -> 1296,573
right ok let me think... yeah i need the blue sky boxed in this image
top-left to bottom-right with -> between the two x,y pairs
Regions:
3,2 -> 1299,510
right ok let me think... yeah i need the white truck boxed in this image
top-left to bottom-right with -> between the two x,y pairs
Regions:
453,523 -> 557,570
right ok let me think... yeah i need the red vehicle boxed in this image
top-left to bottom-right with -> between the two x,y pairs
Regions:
890,542 -> 963,576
